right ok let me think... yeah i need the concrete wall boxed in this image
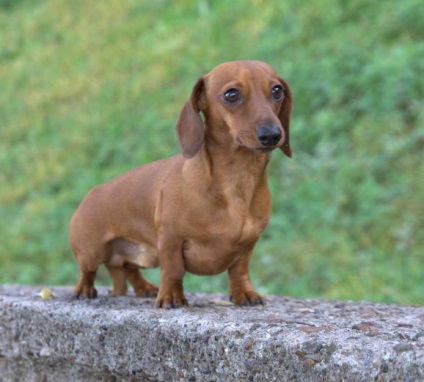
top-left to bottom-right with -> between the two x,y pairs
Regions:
0,285 -> 423,381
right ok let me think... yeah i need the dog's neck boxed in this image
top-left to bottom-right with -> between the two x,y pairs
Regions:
183,138 -> 271,209
203,141 -> 269,177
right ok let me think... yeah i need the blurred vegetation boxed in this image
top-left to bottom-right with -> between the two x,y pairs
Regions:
1,0 -> 423,304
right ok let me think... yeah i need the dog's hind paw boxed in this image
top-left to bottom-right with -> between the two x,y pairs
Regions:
72,286 -> 98,299
134,282 -> 159,298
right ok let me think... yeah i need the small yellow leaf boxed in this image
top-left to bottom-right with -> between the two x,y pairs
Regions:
39,288 -> 53,300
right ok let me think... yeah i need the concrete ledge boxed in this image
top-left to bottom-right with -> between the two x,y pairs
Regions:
0,286 -> 423,382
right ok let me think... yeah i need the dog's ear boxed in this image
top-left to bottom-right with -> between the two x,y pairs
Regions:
278,78 -> 293,158
176,77 -> 206,158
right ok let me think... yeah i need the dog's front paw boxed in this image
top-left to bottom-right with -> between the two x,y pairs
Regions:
230,290 -> 265,306
154,290 -> 188,309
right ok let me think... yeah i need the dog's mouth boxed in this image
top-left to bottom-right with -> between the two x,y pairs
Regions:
255,147 -> 276,153
236,137 -> 279,153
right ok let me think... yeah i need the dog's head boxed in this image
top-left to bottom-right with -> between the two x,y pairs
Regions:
176,60 -> 293,158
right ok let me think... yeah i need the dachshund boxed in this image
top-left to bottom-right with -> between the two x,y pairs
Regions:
69,60 -> 292,308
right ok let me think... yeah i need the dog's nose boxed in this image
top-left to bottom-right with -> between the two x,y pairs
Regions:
257,125 -> 282,147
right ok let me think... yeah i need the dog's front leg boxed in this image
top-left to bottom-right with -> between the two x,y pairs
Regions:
154,237 -> 188,309
228,247 -> 265,306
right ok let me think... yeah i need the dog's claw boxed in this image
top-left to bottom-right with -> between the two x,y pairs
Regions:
72,286 -> 98,299
145,289 -> 158,298
254,297 -> 264,305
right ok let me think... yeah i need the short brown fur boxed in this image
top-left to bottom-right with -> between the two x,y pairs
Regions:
69,60 -> 293,308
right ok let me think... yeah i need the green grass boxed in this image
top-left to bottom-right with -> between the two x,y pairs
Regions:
1,0 -> 423,304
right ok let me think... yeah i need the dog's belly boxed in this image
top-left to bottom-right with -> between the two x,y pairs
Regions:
108,238 -> 159,269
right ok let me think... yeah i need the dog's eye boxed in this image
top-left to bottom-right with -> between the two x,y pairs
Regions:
223,88 -> 240,104
272,85 -> 284,101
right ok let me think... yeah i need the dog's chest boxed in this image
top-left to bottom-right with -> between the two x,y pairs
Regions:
206,196 -> 269,243
182,212 -> 268,276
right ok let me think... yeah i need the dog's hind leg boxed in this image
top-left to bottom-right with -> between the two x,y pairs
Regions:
106,265 -> 128,296
107,238 -> 159,297
124,264 -> 159,297
73,266 -> 98,299
72,245 -> 110,299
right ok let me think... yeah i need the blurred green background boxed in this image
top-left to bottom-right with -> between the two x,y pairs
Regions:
1,0 -> 423,304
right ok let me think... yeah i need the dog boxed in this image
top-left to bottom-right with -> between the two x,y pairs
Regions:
69,60 -> 292,308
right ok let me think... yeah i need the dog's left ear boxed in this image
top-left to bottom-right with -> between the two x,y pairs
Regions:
278,78 -> 293,158
176,77 -> 206,158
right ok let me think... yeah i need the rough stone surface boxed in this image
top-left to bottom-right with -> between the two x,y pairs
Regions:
0,285 -> 423,382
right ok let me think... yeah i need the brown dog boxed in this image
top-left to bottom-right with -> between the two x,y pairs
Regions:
69,60 -> 292,308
